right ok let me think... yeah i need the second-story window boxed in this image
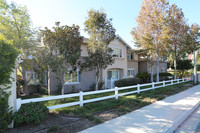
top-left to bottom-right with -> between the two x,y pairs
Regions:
128,51 -> 134,60
111,47 -> 122,58
114,39 -> 118,44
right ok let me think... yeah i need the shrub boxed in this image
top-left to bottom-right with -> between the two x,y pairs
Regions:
159,72 -> 173,80
114,78 -> 142,87
14,102 -> 49,126
39,87 -> 48,95
0,89 -> 13,132
0,39 -> 18,131
90,81 -> 105,90
136,72 -> 150,83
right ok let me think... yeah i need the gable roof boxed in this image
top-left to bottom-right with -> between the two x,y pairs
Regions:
82,34 -> 132,49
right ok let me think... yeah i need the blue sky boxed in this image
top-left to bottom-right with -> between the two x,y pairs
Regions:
7,0 -> 200,48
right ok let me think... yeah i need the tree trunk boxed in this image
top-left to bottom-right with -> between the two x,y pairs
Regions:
61,78 -> 65,102
174,59 -> 177,80
151,66 -> 154,82
156,52 -> 159,82
48,67 -> 51,95
22,63 -> 28,95
95,69 -> 99,91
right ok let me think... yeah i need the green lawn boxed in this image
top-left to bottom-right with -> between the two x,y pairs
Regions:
20,81 -> 196,118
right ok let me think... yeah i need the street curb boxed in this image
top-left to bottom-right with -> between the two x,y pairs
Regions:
164,100 -> 200,133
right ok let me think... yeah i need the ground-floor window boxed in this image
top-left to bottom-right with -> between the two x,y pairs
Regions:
107,70 -> 119,79
65,70 -> 80,84
127,69 -> 135,77
26,71 -> 47,85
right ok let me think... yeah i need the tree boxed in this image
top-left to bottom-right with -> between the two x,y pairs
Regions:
169,60 -> 193,78
186,24 -> 200,83
35,22 -> 83,95
0,1 -> 37,94
132,0 -> 170,82
0,36 -> 18,131
165,4 -> 189,79
84,9 -> 115,90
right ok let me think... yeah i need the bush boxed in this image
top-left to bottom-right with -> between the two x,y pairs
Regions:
90,81 -> 105,90
0,89 -> 13,132
114,78 -> 142,87
14,102 -> 49,126
0,39 -> 18,131
136,72 -> 150,83
159,72 -> 173,80
39,87 -> 48,95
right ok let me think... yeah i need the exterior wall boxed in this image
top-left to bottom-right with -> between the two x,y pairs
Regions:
138,61 -> 148,73
64,70 -> 96,93
127,60 -> 138,76
81,44 -> 89,57
102,39 -> 128,80
147,61 -> 168,74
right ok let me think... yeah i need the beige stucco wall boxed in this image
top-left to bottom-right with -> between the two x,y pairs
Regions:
64,70 -> 96,93
127,60 -> 138,76
102,39 -> 128,80
81,44 -> 89,57
147,61 -> 168,74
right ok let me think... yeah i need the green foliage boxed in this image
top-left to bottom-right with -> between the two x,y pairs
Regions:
14,102 -> 49,126
84,9 -> 115,90
159,72 -> 173,80
39,87 -> 48,95
114,78 -> 142,87
169,60 -> 193,70
0,89 -> 13,132
35,22 -> 83,95
0,39 -> 19,85
0,1 -> 36,51
90,81 -> 104,90
197,65 -> 200,71
169,59 -> 193,78
0,39 -> 18,132
136,72 -> 150,83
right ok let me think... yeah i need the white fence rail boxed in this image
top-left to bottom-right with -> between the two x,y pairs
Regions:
16,77 -> 192,111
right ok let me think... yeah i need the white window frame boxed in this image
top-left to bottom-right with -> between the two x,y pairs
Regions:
127,68 -> 135,78
64,69 -> 80,85
127,51 -> 134,60
114,39 -> 118,44
110,46 -> 123,58
25,71 -> 39,85
107,70 -> 119,80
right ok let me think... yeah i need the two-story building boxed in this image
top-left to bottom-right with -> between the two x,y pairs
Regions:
25,35 -> 167,94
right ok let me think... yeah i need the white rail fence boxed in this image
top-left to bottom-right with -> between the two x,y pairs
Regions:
16,77 -> 192,111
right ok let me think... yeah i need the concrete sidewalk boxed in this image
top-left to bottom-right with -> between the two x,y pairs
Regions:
80,84 -> 200,133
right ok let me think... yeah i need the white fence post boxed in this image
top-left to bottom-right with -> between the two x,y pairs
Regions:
171,79 -> 173,85
79,91 -> 83,107
137,84 -> 140,94
152,82 -> 155,89
163,80 -> 165,87
105,78 -> 107,89
16,98 -> 22,111
178,79 -> 180,83
115,87 -> 118,99
182,78 -> 184,82
111,78 -> 113,88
